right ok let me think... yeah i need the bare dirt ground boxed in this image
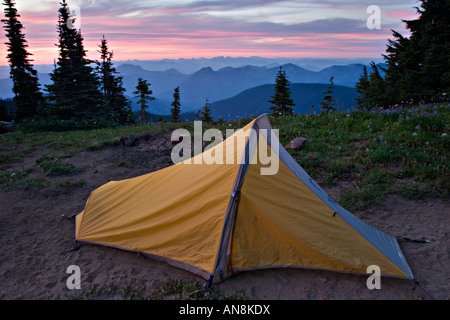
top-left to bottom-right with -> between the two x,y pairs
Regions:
0,131 -> 448,300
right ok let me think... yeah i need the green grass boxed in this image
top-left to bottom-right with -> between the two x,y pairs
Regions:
149,278 -> 245,300
1,102 -> 448,208
270,102 -> 449,210
0,122 -> 196,191
0,149 -> 26,167
0,166 -> 84,190
117,158 -> 130,167
51,178 -> 85,189
0,168 -> 46,191
36,154 -> 79,176
70,278 -> 246,300
0,122 -> 195,159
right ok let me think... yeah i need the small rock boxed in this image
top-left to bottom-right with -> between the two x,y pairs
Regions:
285,137 -> 309,151
120,134 -> 137,147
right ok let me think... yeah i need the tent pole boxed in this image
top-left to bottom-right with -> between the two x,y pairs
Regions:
203,275 -> 214,294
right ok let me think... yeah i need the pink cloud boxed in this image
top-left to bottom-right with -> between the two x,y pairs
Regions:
0,1 -> 419,66
386,10 -> 419,21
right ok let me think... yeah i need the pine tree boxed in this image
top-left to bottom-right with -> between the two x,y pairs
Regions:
97,35 -> 132,125
367,62 -> 388,107
44,0 -> 102,127
199,99 -> 213,123
133,77 -> 154,124
170,86 -> 181,122
355,66 -> 370,110
2,0 -> 42,121
381,0 -> 449,104
382,30 -> 416,104
320,76 -> 336,114
355,63 -> 389,109
72,31 -> 103,119
267,66 -> 295,116
355,1 -> 449,107
403,0 -> 450,100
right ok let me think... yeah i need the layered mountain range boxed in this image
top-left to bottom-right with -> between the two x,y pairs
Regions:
0,58 -> 383,119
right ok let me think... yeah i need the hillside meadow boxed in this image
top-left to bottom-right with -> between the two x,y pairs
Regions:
0,103 -> 448,300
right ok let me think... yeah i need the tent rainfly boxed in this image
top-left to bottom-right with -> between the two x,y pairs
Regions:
75,114 -> 414,285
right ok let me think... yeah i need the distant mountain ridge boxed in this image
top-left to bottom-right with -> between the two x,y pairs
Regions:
120,62 -> 368,114
116,56 -> 383,73
210,83 -> 358,120
0,58 -> 384,118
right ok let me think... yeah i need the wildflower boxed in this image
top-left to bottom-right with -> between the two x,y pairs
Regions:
380,135 -> 384,142
415,125 -> 420,131
412,132 -> 417,136
365,148 -> 370,153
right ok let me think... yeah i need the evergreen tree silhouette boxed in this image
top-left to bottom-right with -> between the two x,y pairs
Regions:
171,86 -> 181,123
97,35 -> 133,124
2,0 -> 42,121
268,66 -> 295,116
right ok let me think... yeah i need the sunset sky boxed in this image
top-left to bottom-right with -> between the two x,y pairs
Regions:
1,0 -> 420,66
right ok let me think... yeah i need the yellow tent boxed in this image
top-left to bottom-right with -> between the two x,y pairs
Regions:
75,114 -> 413,284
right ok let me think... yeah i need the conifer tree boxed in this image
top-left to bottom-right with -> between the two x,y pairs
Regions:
385,0 -> 450,101
268,66 -> 295,116
358,0 -> 450,107
44,0 -> 102,127
355,63 -> 388,109
133,77 -> 154,124
2,0 -> 42,121
367,63 -> 388,107
320,76 -> 336,114
355,66 -> 370,110
382,30 -> 416,104
199,99 -> 213,123
97,35 -> 132,124
170,86 -> 181,122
